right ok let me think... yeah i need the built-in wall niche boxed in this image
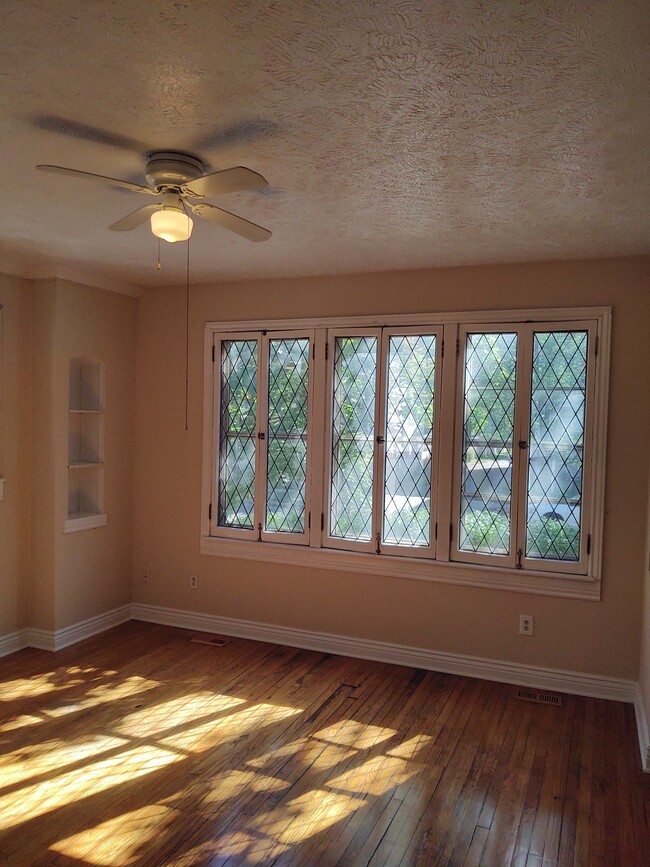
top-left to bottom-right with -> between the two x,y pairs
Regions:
65,357 -> 107,533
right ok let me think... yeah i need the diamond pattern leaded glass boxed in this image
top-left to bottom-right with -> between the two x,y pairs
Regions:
459,333 -> 517,555
383,335 -> 436,547
266,338 -> 309,534
330,336 -> 377,540
526,331 -> 587,561
218,340 -> 257,528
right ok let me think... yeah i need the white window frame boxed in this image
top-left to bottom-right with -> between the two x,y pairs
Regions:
201,307 -> 611,601
451,320 -> 598,576
210,330 -> 314,545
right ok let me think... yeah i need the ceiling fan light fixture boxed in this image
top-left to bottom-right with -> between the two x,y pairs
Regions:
150,207 -> 193,243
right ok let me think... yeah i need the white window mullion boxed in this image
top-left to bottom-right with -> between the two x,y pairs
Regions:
310,329 -> 327,548
512,325 -> 533,569
255,335 -> 269,542
373,329 -> 390,554
435,324 -> 459,562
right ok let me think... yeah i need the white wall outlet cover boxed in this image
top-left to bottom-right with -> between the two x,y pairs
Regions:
519,615 -> 534,635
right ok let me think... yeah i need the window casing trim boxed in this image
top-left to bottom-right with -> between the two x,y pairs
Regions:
201,306 -> 610,599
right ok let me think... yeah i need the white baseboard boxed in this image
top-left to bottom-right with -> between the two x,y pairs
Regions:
634,685 -> 650,773
0,605 -> 132,655
49,605 -> 132,651
0,628 -> 29,658
130,603 -> 637,704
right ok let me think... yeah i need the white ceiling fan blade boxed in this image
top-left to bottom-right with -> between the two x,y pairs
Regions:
181,166 -> 268,198
37,164 -> 156,195
189,202 -> 271,242
109,204 -> 162,231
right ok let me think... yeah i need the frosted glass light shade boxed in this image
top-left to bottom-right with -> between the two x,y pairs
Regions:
150,208 -> 193,243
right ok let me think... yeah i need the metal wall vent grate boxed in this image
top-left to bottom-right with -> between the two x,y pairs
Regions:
515,687 -> 562,706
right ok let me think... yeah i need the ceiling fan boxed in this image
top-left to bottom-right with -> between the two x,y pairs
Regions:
36,150 -> 271,243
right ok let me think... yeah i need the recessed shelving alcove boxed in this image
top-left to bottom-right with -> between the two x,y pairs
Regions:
65,357 -> 107,533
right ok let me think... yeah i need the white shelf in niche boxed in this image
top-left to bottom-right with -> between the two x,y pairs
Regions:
67,357 -> 106,533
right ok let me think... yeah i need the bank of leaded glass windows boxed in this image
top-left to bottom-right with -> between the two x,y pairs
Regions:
211,315 -> 600,577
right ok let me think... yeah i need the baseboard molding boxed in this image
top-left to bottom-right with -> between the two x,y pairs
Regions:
634,685 -> 650,773
0,628 -> 29,658
50,605 -> 132,651
0,605 -> 133,655
130,603 -> 637,704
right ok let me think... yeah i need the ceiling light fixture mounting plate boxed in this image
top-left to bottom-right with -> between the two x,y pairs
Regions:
145,151 -> 204,188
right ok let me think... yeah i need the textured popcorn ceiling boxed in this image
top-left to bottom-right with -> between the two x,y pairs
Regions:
1,0 -> 648,288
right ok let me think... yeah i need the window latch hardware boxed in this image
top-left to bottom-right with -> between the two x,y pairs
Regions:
376,435 -> 385,444
516,548 -> 523,569
257,432 -> 266,440
376,532 -> 381,555
257,522 -> 262,542
518,440 -> 528,450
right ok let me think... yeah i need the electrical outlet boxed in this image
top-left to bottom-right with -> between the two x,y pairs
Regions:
143,569 -> 150,585
190,575 -> 199,589
519,615 -> 534,636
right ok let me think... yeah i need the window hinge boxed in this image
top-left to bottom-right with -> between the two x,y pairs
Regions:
594,335 -> 599,356
308,511 -> 311,529
257,522 -> 262,542
434,521 -> 438,540
208,502 -> 212,521
257,431 -> 266,440
456,338 -> 460,357
587,533 -> 591,555
212,344 -> 215,363
312,342 -> 316,360
449,524 -> 453,542
441,341 -> 444,359
321,513 -> 325,531
325,342 -> 329,360
376,531 -> 381,555
516,548 -> 523,569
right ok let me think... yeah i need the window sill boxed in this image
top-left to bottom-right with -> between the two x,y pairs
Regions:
200,536 -> 601,600
65,512 -> 107,534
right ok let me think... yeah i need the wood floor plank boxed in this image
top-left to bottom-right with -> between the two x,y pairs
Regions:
0,622 -> 648,867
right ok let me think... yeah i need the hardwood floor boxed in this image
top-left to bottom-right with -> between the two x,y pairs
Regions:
0,622 -> 648,866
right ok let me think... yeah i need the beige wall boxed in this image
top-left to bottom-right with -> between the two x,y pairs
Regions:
132,256 -> 650,681
51,280 -> 137,629
0,275 -> 32,635
0,275 -> 137,636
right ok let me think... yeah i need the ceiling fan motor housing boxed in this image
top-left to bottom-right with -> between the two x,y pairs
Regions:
145,151 -> 203,188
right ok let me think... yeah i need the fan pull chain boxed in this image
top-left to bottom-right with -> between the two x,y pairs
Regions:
157,236 -> 161,270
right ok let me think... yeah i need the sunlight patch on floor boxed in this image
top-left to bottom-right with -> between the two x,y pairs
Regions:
0,713 -> 45,733
386,734 -> 433,759
49,803 -> 182,865
0,734 -> 129,788
313,719 -> 397,749
327,753 -> 419,796
0,743 -> 184,830
218,787 -> 366,860
116,692 -> 246,739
